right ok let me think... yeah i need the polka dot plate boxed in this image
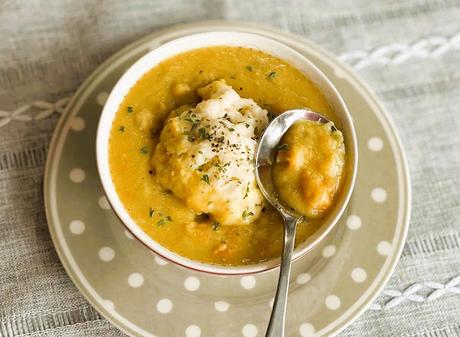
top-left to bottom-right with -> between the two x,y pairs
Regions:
44,21 -> 411,337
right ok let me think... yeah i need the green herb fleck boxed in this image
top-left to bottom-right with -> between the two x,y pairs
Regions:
185,114 -> 200,130
140,146 -> 149,154
157,216 -> 172,226
212,222 -> 220,231
243,184 -> 250,199
197,163 -> 205,172
276,143 -> 289,151
149,208 -> 154,218
242,209 -> 254,219
245,65 -> 253,71
201,174 -> 210,184
119,126 -> 125,132
267,71 -> 277,80
228,127 -> 235,132
230,176 -> 241,184
127,106 -> 133,113
215,161 -> 230,173
198,127 -> 211,140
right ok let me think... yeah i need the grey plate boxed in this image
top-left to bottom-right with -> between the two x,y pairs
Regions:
44,21 -> 411,337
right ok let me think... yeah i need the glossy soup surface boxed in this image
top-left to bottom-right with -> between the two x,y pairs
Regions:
109,46 -> 343,265
273,120 -> 345,218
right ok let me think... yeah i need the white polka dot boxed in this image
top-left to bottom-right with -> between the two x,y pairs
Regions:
70,116 -> 85,131
351,268 -> 367,283
240,276 -> 256,289
102,300 -> 114,311
368,137 -> 384,152
128,273 -> 144,288
184,276 -> 200,291
299,323 -> 315,337
69,220 -> 85,234
124,229 -> 134,239
185,324 -> 201,337
371,187 -> 387,203
322,245 -> 336,258
346,215 -> 362,230
154,255 -> 168,265
96,92 -> 109,106
156,298 -> 173,314
296,273 -> 311,285
98,195 -> 111,210
98,247 -> 115,262
214,301 -> 230,312
325,295 -> 341,310
377,241 -> 392,256
69,168 -> 85,183
242,323 -> 258,337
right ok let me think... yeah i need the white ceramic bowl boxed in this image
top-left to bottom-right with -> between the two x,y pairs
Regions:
96,31 -> 358,275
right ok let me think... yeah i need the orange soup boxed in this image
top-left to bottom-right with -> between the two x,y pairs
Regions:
109,46 -> 344,265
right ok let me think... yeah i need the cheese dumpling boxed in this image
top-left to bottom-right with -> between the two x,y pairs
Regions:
152,80 -> 269,226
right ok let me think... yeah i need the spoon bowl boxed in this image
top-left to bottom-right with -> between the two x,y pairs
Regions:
255,109 -> 334,217
254,109 -> 338,337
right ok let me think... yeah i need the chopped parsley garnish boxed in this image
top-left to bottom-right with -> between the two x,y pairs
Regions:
119,125 -> 125,132
267,71 -> 277,80
185,114 -> 199,123
215,161 -> 230,173
245,65 -> 253,71
198,127 -> 211,140
276,143 -> 289,151
230,176 -> 241,184
140,146 -> 149,154
197,163 -> 206,172
243,184 -> 250,199
149,208 -> 155,218
156,216 -> 172,226
212,222 -> 220,231
242,209 -> 254,219
127,106 -> 133,113
185,114 -> 200,130
201,174 -> 210,184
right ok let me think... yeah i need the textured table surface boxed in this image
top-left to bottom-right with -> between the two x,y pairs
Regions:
1,1 -> 459,336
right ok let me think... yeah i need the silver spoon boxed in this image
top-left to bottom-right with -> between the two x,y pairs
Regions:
255,109 -> 334,337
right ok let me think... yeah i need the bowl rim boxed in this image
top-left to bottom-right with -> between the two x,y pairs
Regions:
96,31 -> 358,275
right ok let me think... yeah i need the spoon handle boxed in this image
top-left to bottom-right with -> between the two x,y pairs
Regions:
265,216 -> 299,337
